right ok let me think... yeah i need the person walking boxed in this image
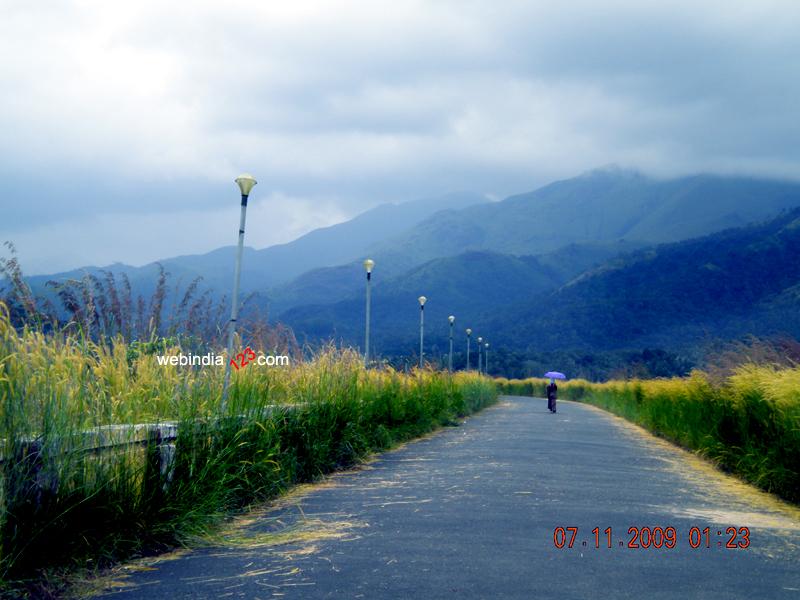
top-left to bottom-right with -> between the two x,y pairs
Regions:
546,379 -> 558,413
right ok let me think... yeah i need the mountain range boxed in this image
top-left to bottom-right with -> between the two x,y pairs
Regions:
15,167 -> 800,377
268,169 -> 800,313
492,208 -> 800,352
280,207 -> 800,359
276,170 -> 800,353
25,191 -> 488,300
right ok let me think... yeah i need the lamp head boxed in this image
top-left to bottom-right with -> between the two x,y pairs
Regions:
418,295 -> 427,307
477,337 -> 483,343
466,328 -> 472,336
235,173 -> 257,196
363,259 -> 375,273
485,342 -> 489,348
448,315 -> 455,324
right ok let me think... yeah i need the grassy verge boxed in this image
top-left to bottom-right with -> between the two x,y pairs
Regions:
0,304 -> 497,594
496,368 -> 800,504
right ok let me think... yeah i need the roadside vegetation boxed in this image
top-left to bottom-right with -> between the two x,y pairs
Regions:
496,365 -> 800,505
0,300 -> 496,594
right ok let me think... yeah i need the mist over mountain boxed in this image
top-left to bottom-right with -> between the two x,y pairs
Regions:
24,191 -> 487,301
230,190 -> 487,288
370,168 -> 800,263
269,169 -> 800,315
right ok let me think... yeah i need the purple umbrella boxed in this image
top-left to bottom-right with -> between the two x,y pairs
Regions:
544,371 -> 566,380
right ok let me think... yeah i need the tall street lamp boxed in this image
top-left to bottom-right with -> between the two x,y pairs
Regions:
222,173 -> 257,408
363,259 -> 374,368
484,342 -> 490,376
477,336 -> 483,375
448,315 -> 455,373
466,328 -> 472,370
418,296 -> 427,368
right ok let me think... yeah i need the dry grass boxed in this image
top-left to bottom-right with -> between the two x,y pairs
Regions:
0,300 -> 498,590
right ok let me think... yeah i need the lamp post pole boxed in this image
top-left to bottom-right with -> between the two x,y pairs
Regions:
466,328 -> 472,371
363,259 -> 374,368
484,342 -> 490,376
418,296 -> 427,369
222,173 -> 257,409
477,336 -> 483,375
448,315 -> 455,373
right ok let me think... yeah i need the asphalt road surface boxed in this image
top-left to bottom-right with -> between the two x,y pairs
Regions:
92,396 -> 800,599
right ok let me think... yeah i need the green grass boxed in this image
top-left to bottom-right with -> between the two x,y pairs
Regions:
496,369 -> 800,504
0,303 -> 497,594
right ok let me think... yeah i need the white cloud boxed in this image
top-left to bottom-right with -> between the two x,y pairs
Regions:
1,192 -> 348,275
1,0 -> 800,272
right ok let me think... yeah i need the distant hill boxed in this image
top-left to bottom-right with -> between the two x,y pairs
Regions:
25,191 -> 488,300
490,208 -> 800,352
280,251 -> 564,356
267,170 -> 800,316
268,239 -> 647,317
209,190 -> 487,289
502,239 -> 650,286
371,168 -> 800,264
281,208 -> 800,358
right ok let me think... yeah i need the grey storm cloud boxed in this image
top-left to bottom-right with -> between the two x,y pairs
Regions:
1,0 -> 799,273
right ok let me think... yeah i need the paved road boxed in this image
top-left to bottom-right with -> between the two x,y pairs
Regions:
93,396 -> 800,599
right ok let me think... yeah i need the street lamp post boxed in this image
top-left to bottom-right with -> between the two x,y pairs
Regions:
418,296 -> 427,368
484,342 -> 490,376
363,259 -> 374,368
222,173 -> 257,409
477,336 -> 483,375
466,328 -> 472,370
448,315 -> 455,373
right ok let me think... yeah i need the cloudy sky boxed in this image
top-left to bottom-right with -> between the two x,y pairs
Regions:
2,0 -> 799,274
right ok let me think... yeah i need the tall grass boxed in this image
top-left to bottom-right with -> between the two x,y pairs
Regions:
0,241 -> 297,355
0,302 -> 497,590
497,370 -> 800,503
